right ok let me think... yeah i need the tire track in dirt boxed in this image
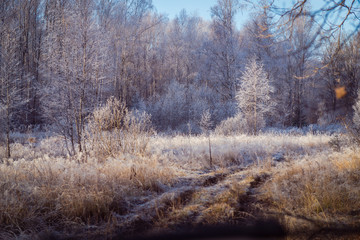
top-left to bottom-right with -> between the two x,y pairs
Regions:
113,165 -> 281,240
115,167 -> 247,235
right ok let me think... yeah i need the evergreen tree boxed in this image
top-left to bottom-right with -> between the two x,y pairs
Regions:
236,57 -> 274,134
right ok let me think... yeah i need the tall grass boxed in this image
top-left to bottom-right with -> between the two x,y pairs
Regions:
261,148 -> 360,234
0,154 -> 174,237
0,128 -> 344,239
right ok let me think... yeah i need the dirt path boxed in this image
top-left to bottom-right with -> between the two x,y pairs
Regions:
112,166 -> 284,239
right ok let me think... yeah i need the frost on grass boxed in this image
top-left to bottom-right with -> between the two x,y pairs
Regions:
260,148 -> 360,234
0,146 -> 174,238
1,130 -> 358,239
150,133 -> 332,169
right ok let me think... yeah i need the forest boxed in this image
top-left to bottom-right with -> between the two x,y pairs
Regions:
0,0 -> 360,239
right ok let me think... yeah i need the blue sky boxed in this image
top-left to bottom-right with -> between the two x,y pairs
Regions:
151,0 -> 322,29
152,0 -> 217,21
152,0 -> 251,28
151,0 -> 355,32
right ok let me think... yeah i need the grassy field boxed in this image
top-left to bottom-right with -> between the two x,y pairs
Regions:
0,131 -> 359,239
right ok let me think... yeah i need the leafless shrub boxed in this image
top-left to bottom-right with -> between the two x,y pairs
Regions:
86,97 -> 155,161
214,114 -> 247,136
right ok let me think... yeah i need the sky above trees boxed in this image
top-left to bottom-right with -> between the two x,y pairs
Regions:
152,0 -> 216,21
152,0 -> 250,28
153,0 -> 356,32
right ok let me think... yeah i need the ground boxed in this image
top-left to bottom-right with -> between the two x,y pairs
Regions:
0,130 -> 359,239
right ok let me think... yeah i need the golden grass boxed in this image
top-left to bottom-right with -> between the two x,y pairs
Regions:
334,151 -> 360,172
1,131 -> 357,239
201,203 -> 235,224
0,155 -> 174,234
153,174 -> 253,230
261,148 -> 360,234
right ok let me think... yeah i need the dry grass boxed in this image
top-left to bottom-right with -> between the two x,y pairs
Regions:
151,133 -> 331,169
261,148 -> 360,236
0,154 -> 174,237
153,171 -> 254,230
2,130 -> 358,239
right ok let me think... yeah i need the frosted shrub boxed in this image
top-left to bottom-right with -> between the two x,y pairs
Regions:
90,96 -> 128,131
200,109 -> 212,134
122,110 -> 154,154
87,97 -> 154,160
352,90 -> 360,144
215,114 -> 247,136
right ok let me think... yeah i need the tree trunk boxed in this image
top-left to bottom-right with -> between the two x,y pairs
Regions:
208,136 -> 212,168
6,127 -> 10,158
6,86 -> 10,158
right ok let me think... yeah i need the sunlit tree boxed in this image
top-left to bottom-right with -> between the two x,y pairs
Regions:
236,57 -> 274,134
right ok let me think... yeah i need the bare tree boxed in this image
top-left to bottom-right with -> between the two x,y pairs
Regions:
265,0 -> 360,64
286,14 -> 315,127
0,17 -> 27,158
111,0 -> 160,104
207,0 -> 241,102
41,0 -> 106,154
321,33 -> 360,120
